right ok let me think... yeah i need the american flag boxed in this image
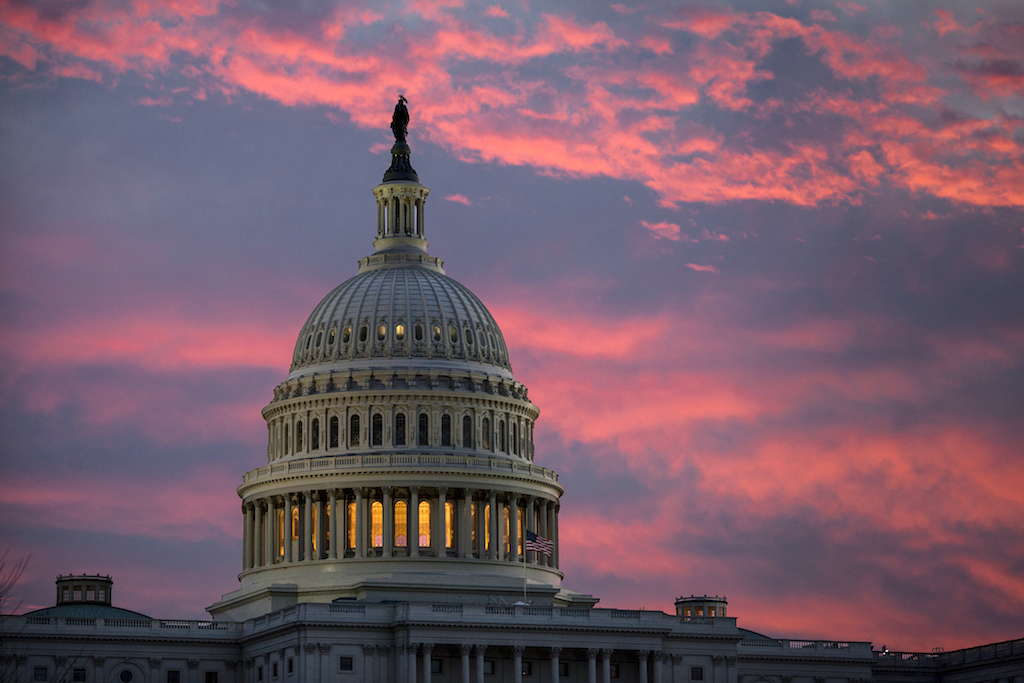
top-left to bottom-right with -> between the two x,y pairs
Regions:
525,530 -> 553,557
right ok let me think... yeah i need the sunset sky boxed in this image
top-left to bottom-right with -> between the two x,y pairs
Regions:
1,0 -> 1023,653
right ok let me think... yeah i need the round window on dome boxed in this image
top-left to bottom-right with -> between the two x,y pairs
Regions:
377,324 -> 387,341
432,325 -> 442,342
465,328 -> 473,345
306,334 -> 313,350
449,325 -> 458,343
395,323 -> 405,340
359,326 -> 368,343
343,326 -> 352,344
328,328 -> 336,344
414,324 -> 424,342
315,331 -> 323,347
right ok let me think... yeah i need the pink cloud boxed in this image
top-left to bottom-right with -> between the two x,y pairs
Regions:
445,193 -> 472,205
685,263 -> 718,273
484,6 -> 508,19
641,220 -> 681,240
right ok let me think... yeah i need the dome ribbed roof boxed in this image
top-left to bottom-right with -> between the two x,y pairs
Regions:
289,264 -> 511,378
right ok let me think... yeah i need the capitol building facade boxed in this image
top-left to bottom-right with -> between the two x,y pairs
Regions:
2,103 -> 1020,683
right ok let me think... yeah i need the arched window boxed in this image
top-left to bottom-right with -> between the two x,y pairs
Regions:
311,418 -> 320,450
499,420 -> 506,453
372,413 -> 383,446
377,323 -> 387,341
328,327 -> 336,345
311,505 -> 318,552
432,324 -> 442,342
315,330 -> 322,347
346,502 -> 355,549
371,501 -> 383,548
278,509 -> 285,557
284,423 -> 290,455
296,421 -> 304,452
482,417 -> 491,450
449,325 -> 458,343
395,413 -> 406,446
359,325 -> 368,343
414,324 -> 423,342
329,416 -> 339,449
395,323 -> 405,341
462,415 -> 473,448
445,501 -> 456,549
484,503 -> 490,551
349,414 -> 360,447
441,415 -> 451,447
343,326 -> 352,344
504,506 -> 511,555
418,413 -> 429,446
418,500 -> 431,548
395,500 -> 408,547
291,507 -> 299,541
512,422 -> 518,455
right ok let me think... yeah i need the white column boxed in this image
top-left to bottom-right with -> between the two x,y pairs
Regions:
407,644 -> 417,683
460,645 -> 472,683
601,650 -> 612,683
638,651 -> 649,683
474,646 -> 486,683
461,489 -> 474,558
243,502 -> 253,570
422,643 -> 434,683
525,496 -> 535,564
284,495 -> 294,563
653,652 -> 663,683
587,649 -> 598,683
355,488 -> 365,558
508,495 -> 519,563
538,500 -> 549,567
435,487 -> 447,556
409,487 -> 420,558
316,492 -> 326,560
513,646 -> 524,683
550,648 -> 561,683
303,492 -> 314,561
496,494 -> 506,561
487,490 -> 498,560
384,487 -> 394,558
267,497 -> 277,565
253,502 -> 264,568
329,489 -> 338,559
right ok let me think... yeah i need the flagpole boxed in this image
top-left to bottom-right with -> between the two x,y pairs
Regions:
523,540 -> 527,603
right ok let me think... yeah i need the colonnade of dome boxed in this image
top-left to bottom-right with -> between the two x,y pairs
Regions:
240,485 -> 560,571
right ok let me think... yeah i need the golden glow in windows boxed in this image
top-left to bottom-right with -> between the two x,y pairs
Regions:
395,500 -> 408,547
418,500 -> 431,547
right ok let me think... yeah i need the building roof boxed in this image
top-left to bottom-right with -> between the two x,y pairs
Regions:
22,603 -> 152,620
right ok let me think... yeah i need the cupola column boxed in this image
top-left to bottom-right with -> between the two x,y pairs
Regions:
303,492 -> 314,562
525,495 -> 535,565
267,497 -> 279,564
383,487 -> 394,558
508,494 -> 520,563
409,487 -> 420,558
488,490 -> 498,560
315,492 -> 326,560
434,487 -> 447,557
284,495 -> 294,563
496,493 -> 507,561
460,489 -> 474,558
355,488 -> 366,559
254,501 -> 265,568
242,503 -> 253,571
328,489 -> 338,560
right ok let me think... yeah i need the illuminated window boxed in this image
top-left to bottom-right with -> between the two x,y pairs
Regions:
441,415 -> 451,447
445,501 -> 456,548
395,413 -> 406,446
395,323 -> 405,340
349,414 -> 360,447
418,413 -> 429,446
372,413 -> 383,446
371,501 -> 383,547
419,500 -> 431,547
377,323 -> 387,341
346,502 -> 356,549
484,503 -> 491,550
449,325 -> 458,343
517,508 -> 523,555
311,418 -> 320,450
330,416 -> 339,448
292,507 -> 299,540
328,327 -> 336,345
343,326 -> 351,344
73,587 -> 81,601
296,421 -> 304,452
278,509 -> 284,556
86,587 -> 95,601
462,415 -> 473,448
395,500 -> 408,547
432,324 -> 442,342
311,505 -> 318,552
62,587 -> 69,601
482,417 -> 491,450
98,587 -> 105,602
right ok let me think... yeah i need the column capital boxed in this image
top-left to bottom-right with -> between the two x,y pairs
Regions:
586,649 -> 599,659
638,650 -> 650,661
319,643 -> 332,653
187,660 -> 200,670
600,649 -> 613,659
304,643 -> 317,653
383,485 -> 394,495
376,645 -> 390,654
311,490 -> 322,502
712,656 -> 724,664
422,643 -> 434,653
652,651 -> 665,662
409,486 -> 419,495
671,655 -> 683,665
362,645 -> 375,655
473,644 -> 487,655
513,645 -> 525,655
460,644 -> 473,655
437,486 -> 447,496
550,647 -> 562,657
